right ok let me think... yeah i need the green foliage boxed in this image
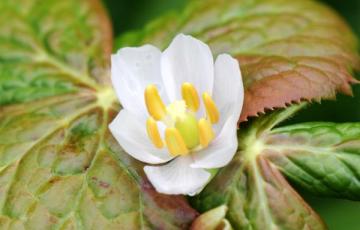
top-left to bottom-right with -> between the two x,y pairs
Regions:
0,69 -> 76,106
267,122 -> 360,199
193,105 -> 360,229
0,0 -> 359,229
0,0 -> 197,229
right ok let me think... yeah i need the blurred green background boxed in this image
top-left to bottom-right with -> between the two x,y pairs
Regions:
103,0 -> 360,229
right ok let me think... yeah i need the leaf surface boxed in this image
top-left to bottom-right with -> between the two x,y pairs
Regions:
194,104 -> 360,229
265,122 -> 360,200
117,0 -> 360,121
0,0 -> 197,229
193,152 -> 326,230
192,105 -> 327,229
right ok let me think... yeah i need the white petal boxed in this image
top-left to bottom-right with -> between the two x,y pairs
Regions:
111,45 -> 168,121
144,156 -> 211,196
161,34 -> 214,102
213,54 -> 244,133
191,116 -> 238,169
109,109 -> 173,164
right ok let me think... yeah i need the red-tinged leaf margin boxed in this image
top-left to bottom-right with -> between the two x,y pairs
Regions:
238,55 -> 359,121
89,0 -> 113,61
116,0 -> 360,122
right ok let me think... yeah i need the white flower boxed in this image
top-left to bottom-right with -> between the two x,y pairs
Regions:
109,34 -> 244,196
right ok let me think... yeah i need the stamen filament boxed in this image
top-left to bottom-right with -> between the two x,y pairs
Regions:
144,83 -> 220,155
165,128 -> 189,156
198,118 -> 215,147
146,117 -> 164,148
202,93 -> 220,124
182,82 -> 200,112
145,84 -> 166,120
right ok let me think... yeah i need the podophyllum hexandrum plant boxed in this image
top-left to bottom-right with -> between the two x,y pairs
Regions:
0,0 -> 359,229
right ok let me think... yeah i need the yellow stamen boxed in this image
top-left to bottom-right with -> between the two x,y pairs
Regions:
146,117 -> 164,148
144,84 -> 166,120
198,118 -> 215,147
165,128 -> 189,156
202,93 -> 220,124
181,82 -> 200,112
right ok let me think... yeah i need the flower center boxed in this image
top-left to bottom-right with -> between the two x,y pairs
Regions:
144,82 -> 220,157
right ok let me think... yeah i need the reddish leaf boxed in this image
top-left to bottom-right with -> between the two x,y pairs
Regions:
117,0 -> 360,121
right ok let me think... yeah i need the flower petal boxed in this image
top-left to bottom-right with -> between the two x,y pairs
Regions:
213,54 -> 244,133
161,34 -> 214,102
191,116 -> 238,169
111,45 -> 168,121
144,156 -> 211,196
109,109 -> 173,164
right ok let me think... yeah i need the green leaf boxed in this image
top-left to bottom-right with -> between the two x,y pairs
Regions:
0,0 -> 112,104
192,105 -> 328,229
117,0 -> 360,122
193,152 -> 326,229
266,122 -> 360,200
194,104 -> 360,228
0,0 -> 197,229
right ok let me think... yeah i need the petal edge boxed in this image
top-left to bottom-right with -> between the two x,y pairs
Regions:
144,156 -> 211,196
109,109 -> 173,164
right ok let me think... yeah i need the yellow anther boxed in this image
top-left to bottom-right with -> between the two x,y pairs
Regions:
146,117 -> 164,149
181,82 -> 200,112
165,128 -> 189,156
144,84 -> 166,120
202,93 -> 220,124
198,118 -> 215,147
